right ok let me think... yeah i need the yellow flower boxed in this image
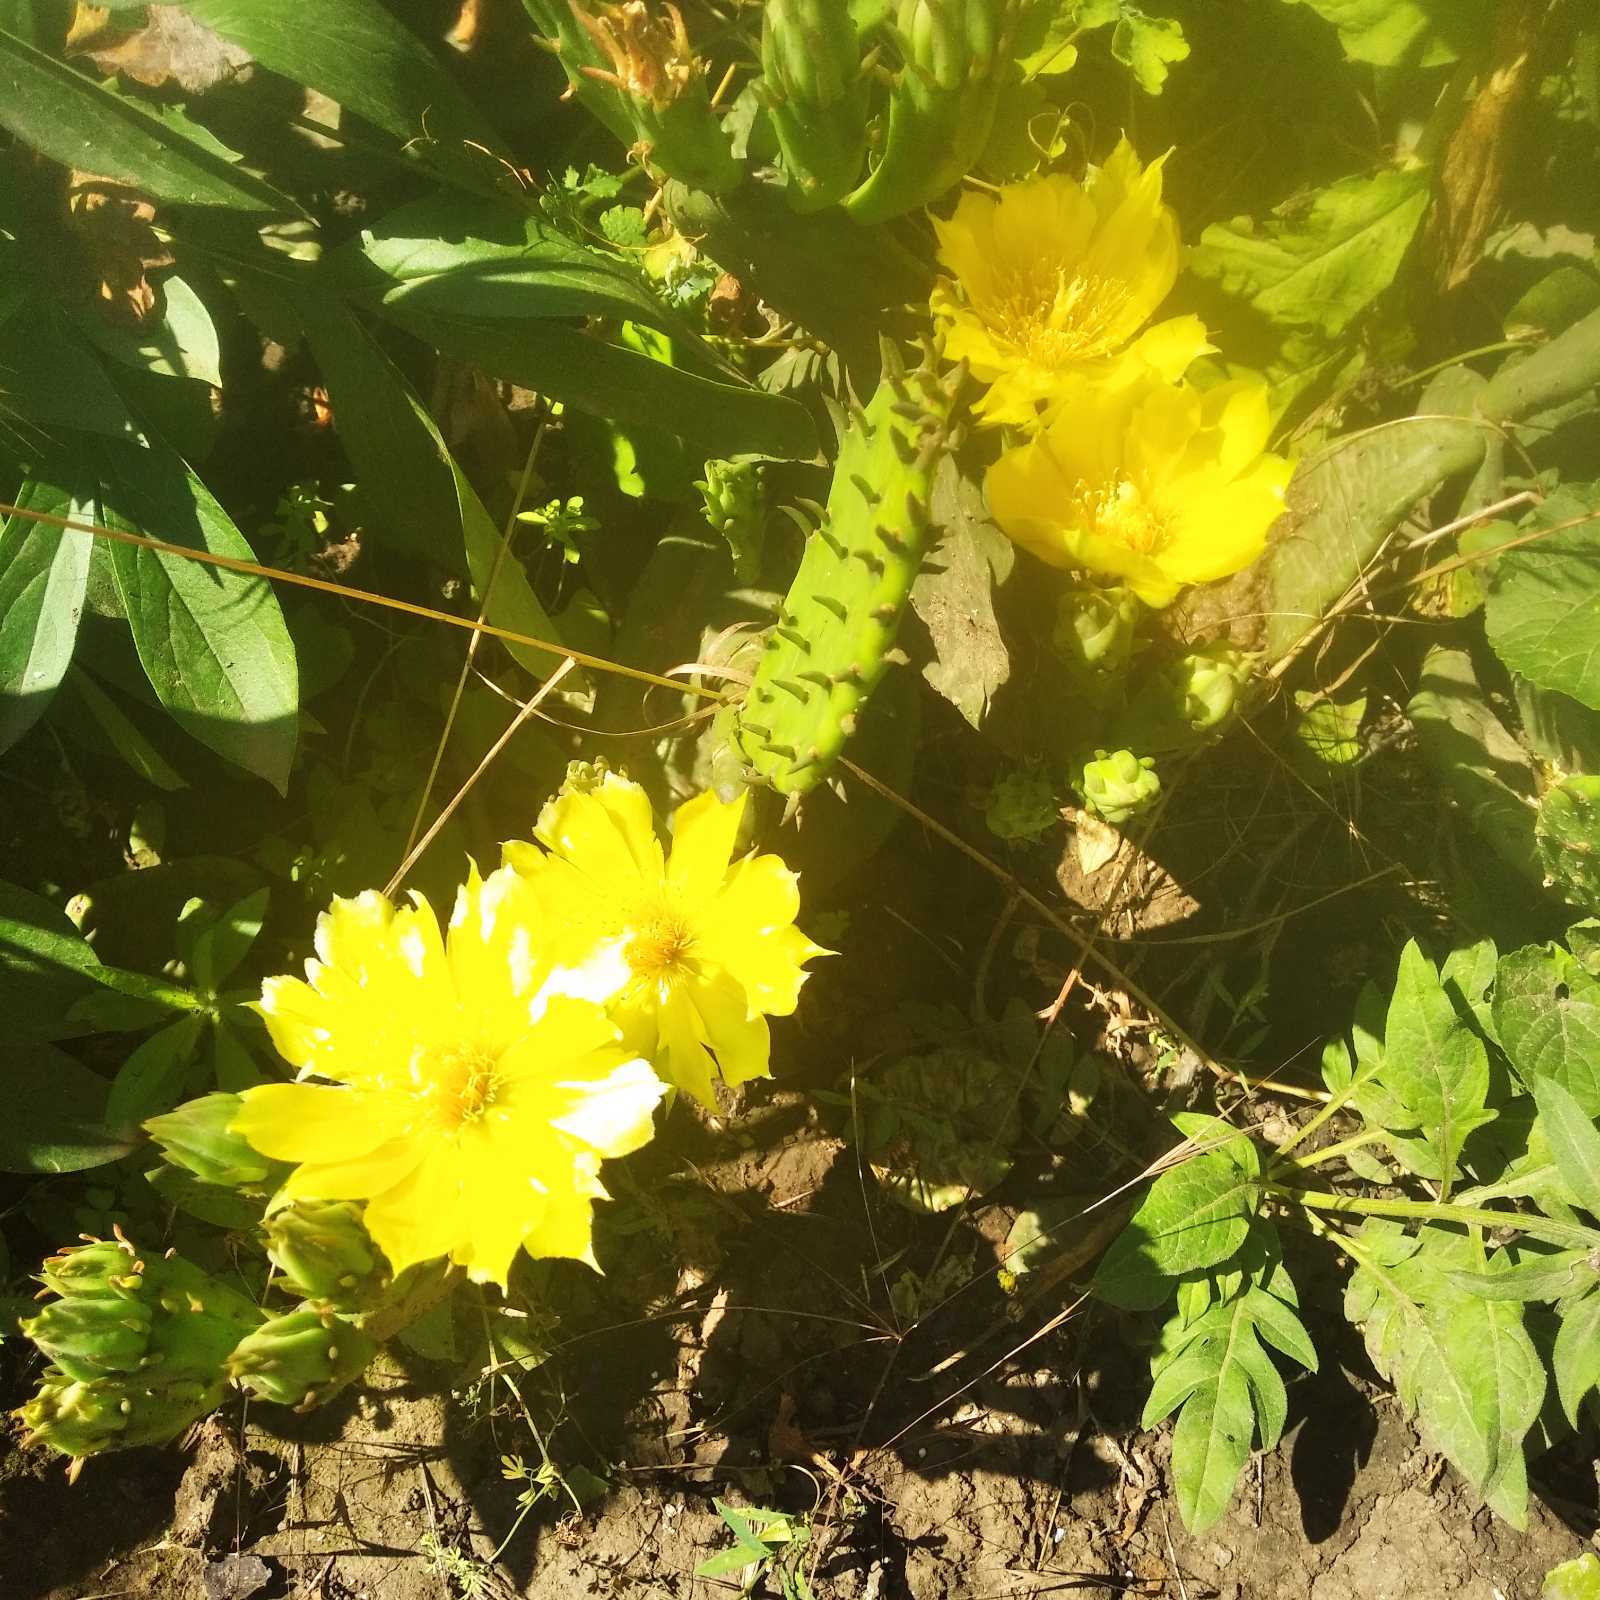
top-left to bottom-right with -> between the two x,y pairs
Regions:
507,775 -> 827,1109
985,373 -> 1294,607
931,138 -> 1209,427
233,870 -> 665,1289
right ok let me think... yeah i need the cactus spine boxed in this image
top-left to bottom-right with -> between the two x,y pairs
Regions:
735,341 -> 958,795
762,0 -> 871,212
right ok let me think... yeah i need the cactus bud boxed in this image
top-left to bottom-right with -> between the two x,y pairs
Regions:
1170,643 -> 1255,733
696,457 -> 767,583
1080,749 -> 1160,826
265,1201 -> 387,1311
227,1309 -> 378,1412
16,1369 -> 227,1460
762,0 -> 870,210
22,1296 -> 153,1384
145,1093 -> 286,1190
1052,583 -> 1142,692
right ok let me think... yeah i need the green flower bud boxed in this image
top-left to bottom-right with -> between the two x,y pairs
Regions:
22,1296 -> 153,1384
145,1093 -> 285,1190
37,1239 -> 146,1302
1080,749 -> 1160,826
266,1201 -> 386,1311
1052,584 -> 1142,690
1170,643 -> 1255,733
227,1309 -> 378,1412
17,1369 -> 227,1463
696,458 -> 766,583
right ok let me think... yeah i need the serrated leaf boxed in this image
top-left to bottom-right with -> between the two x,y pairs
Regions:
1281,0 -> 1490,66
1448,1247 -> 1599,1303
0,26 -> 296,212
1376,940 -> 1495,1192
1530,1076 -> 1600,1217
1552,1290 -> 1600,1426
1095,1149 -> 1259,1308
1494,943 -> 1600,1114
0,472 -> 92,754
1486,488 -> 1600,711
1440,937 -> 1500,1043
1191,169 -> 1429,338
1538,775 -> 1600,913
96,438 -> 298,791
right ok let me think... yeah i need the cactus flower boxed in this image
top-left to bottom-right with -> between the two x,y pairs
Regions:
506,774 -> 829,1109
986,372 -> 1293,607
233,870 -> 666,1287
931,139 -> 1209,426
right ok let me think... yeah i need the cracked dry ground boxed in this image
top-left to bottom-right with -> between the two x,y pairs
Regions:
4,1094 -> 1597,1600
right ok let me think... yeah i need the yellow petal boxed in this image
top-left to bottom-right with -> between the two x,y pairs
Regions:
666,788 -> 745,904
537,773 -> 664,890
520,1179 -> 600,1268
500,839 -> 545,877
655,985 -> 719,1108
280,1136 -> 425,1202
232,1082 -> 411,1164
1122,315 -> 1213,385
687,971 -> 771,1087
544,1056 -> 665,1157
361,1145 -> 468,1276
256,976 -> 332,1074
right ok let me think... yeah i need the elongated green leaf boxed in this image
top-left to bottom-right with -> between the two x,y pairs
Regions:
1377,940 -> 1495,1191
0,1042 -> 137,1173
1448,1248 -> 1600,1303
56,667 -> 188,791
175,0 -> 500,149
106,1014 -> 204,1132
1494,944 -> 1600,1114
0,303 -> 143,440
78,274 -> 222,387
347,192 -> 672,328
95,439 -> 299,791
190,888 -> 269,995
1486,488 -> 1600,712
1530,1076 -> 1600,1218
389,305 -> 818,462
0,472 -> 92,752
0,26 -> 296,211
1095,1149 -> 1259,1307
293,291 -> 577,684
1192,169 -> 1429,338
1553,1290 -> 1600,1426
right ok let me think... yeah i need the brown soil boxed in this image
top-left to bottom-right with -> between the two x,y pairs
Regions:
4,1100 -> 1597,1600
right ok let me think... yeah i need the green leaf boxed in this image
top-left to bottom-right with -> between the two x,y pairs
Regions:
106,1014 -> 204,1132
1280,0 -> 1490,67
56,667 -> 188,792
1530,1075 -> 1600,1218
174,0 -> 501,150
95,438 -> 299,791
1104,4 -> 1189,93
1408,646 -> 1541,881
0,472 -> 92,753
0,1042 -> 137,1173
1345,1225 -> 1545,1526
1095,1148 -> 1259,1307
1553,1290 -> 1600,1426
1494,944 -> 1600,1114
190,888 -> 269,995
1544,1552 -> 1600,1600
78,274 -> 222,387
1447,1247 -> 1600,1303
1486,488 -> 1600,712
0,303 -> 143,440
1376,940 -> 1495,1192
0,26 -> 297,212
1191,169 -> 1430,339
293,292 -> 577,684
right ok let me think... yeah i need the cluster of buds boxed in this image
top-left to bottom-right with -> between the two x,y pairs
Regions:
761,0 -> 871,210
1052,582 -> 1143,702
227,1309 -> 378,1413
15,1231 -> 266,1473
696,457 -> 767,582
1080,748 -> 1160,826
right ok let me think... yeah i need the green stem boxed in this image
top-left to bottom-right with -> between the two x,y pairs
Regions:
1284,1129 -> 1385,1172
1270,1089 -> 1352,1165
1266,1183 -> 1600,1250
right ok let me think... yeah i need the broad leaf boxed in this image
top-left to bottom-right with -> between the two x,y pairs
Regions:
1494,944 -> 1600,1114
0,472 -> 92,753
1095,1146 -> 1259,1307
0,303 -> 143,440
1280,0 -> 1490,66
1486,487 -> 1600,712
1375,939 -> 1495,1191
96,438 -> 299,791
1544,1553 -> 1600,1600
1553,1290 -> 1600,1426
1345,1224 -> 1544,1526
1530,1076 -> 1600,1218
1191,169 -> 1429,338
56,667 -> 188,791
175,0 -> 500,149
79,274 -> 223,386
0,1042 -> 137,1173
0,26 -> 296,211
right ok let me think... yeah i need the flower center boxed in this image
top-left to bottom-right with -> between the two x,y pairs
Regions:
991,267 -> 1131,368
421,1042 -> 501,1129
624,903 -> 697,985
1081,478 -> 1173,556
